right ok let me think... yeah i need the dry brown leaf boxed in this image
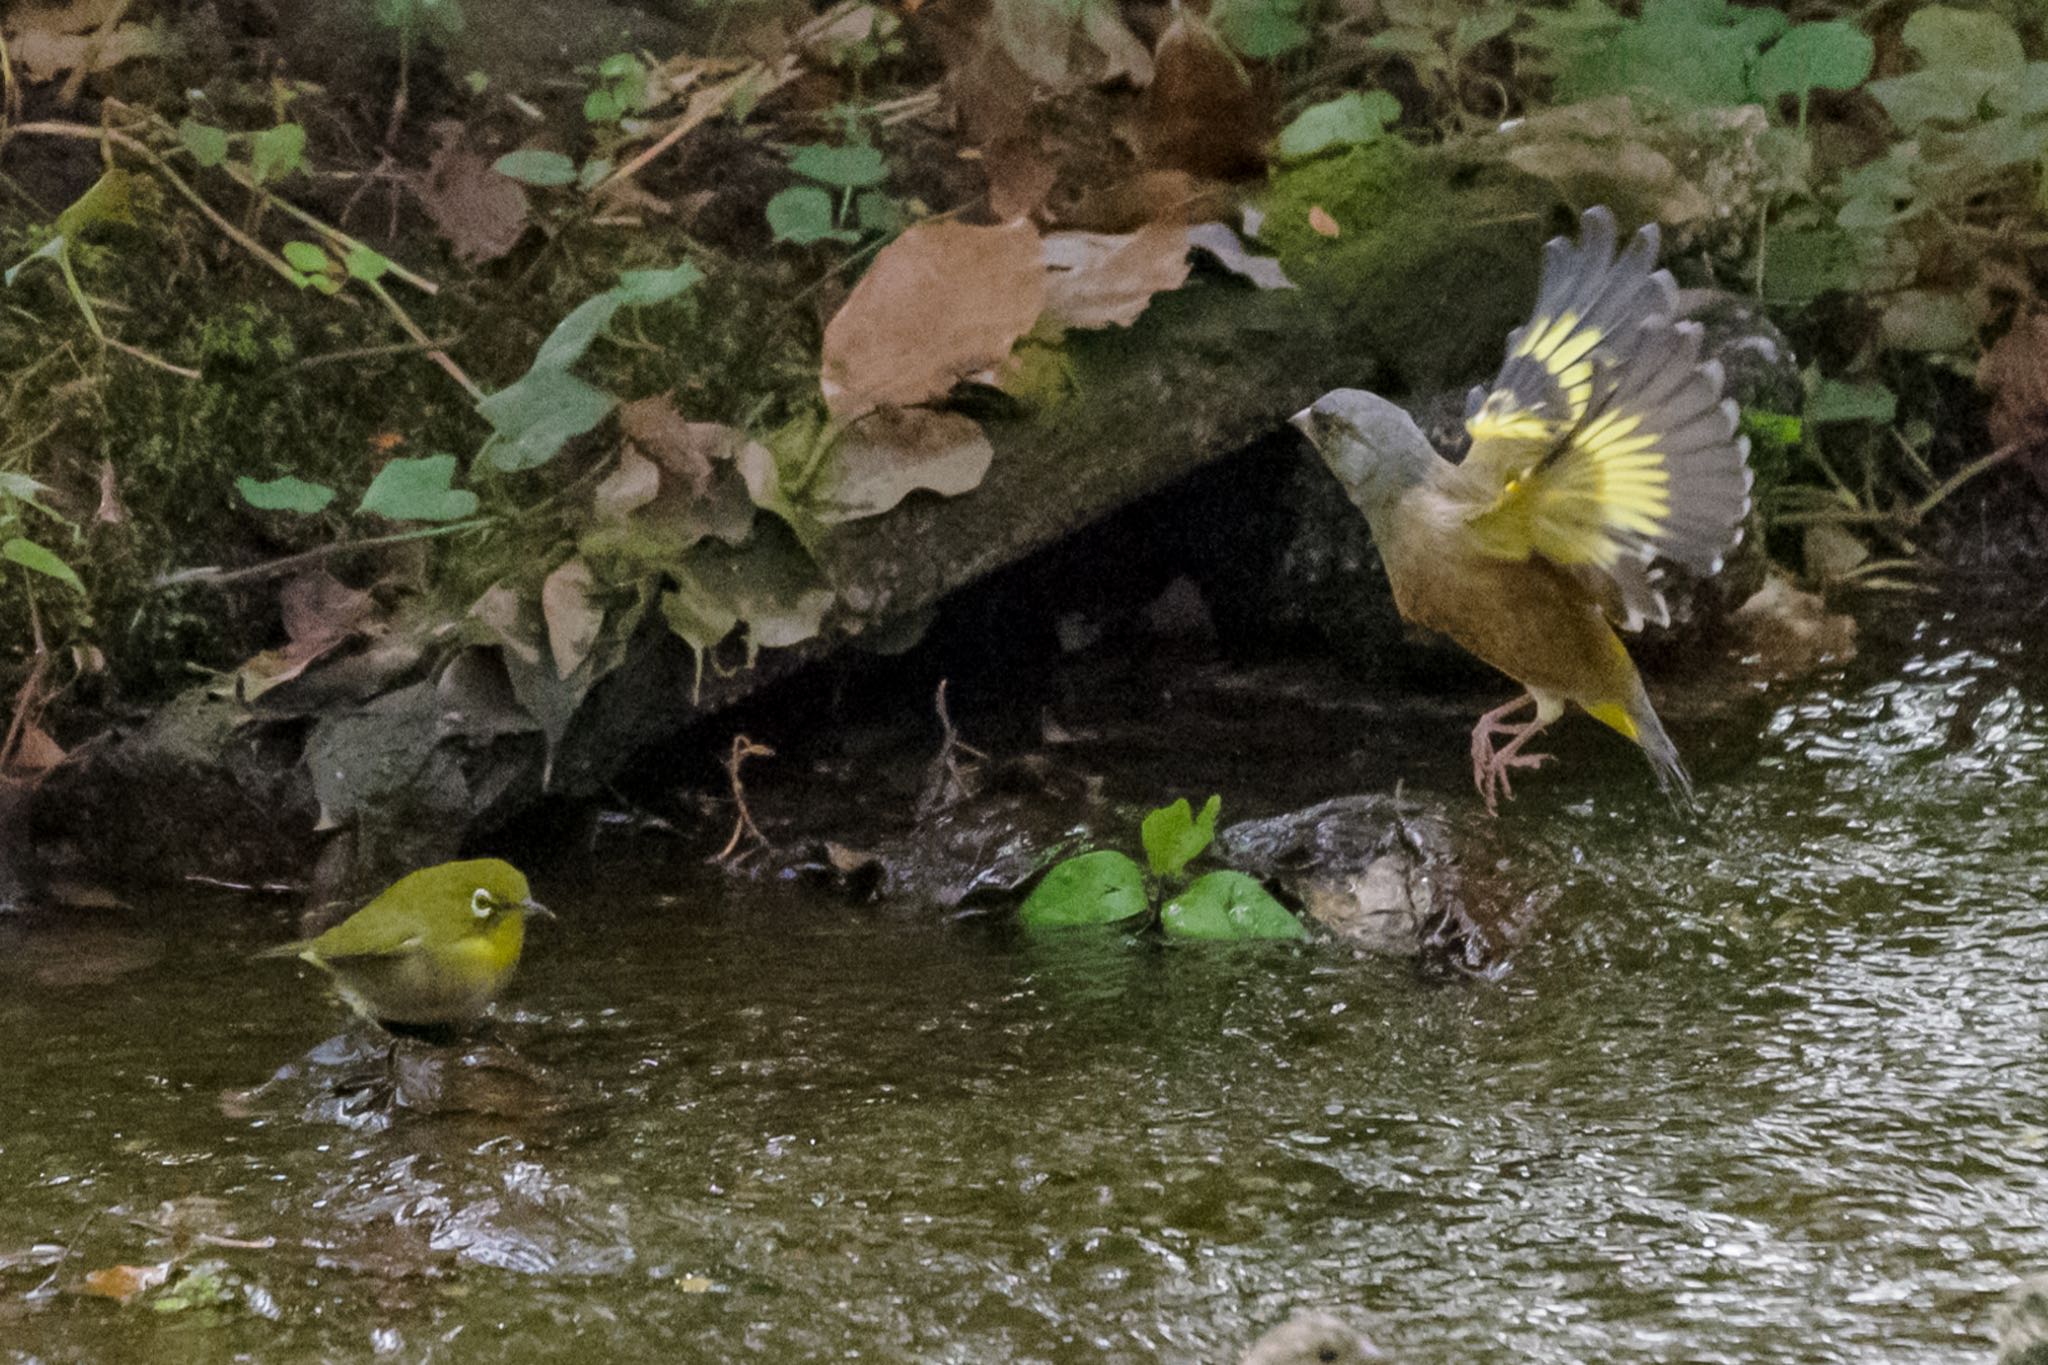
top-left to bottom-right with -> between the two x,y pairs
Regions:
541,558 -> 602,680
1041,220 -> 1192,330
469,583 -> 542,667
414,122 -> 529,265
594,448 -> 663,521
816,407 -> 996,521
4,720 -> 66,777
982,136 -> 1059,221
989,0 -> 1153,90
80,1261 -> 170,1305
1140,12 -> 1270,180
821,218 -> 1046,417
1308,205 -> 1340,237
235,571 -> 375,701
1982,312 -> 2048,453
95,459 -> 127,524
618,394 -> 719,498
8,0 -> 168,88
1729,574 -> 1857,680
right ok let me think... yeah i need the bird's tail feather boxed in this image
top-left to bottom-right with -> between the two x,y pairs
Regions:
1631,694 -> 1695,811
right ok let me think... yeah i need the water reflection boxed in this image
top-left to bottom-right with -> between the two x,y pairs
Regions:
4,606 -> 2048,1362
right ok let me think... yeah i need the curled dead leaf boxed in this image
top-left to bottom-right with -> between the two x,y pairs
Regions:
1141,11 -> 1270,179
469,583 -> 541,667
1982,312 -> 2048,454
1041,221 -> 1192,330
233,571 -> 376,702
821,218 -> 1046,418
3,720 -> 67,778
95,459 -> 127,524
815,407 -> 995,522
541,558 -> 602,680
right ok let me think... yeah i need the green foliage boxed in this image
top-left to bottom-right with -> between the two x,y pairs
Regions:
477,261 -> 705,471
585,53 -> 650,125
236,474 -> 337,513
1806,379 -> 1896,426
1161,871 -> 1311,941
1211,0 -> 1310,58
770,134 -> 901,246
3,537 -> 85,595
1141,795 -> 1219,878
177,118 -> 229,168
1019,796 -> 1305,941
374,0 -> 465,45
1277,92 -> 1402,161
493,149 -> 579,186
1018,850 -> 1151,928
359,454 -> 480,522
248,123 -> 307,185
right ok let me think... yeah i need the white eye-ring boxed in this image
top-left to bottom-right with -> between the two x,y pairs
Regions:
470,887 -> 494,918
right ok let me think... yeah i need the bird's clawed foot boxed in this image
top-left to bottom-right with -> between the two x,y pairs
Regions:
1470,694 -> 1553,815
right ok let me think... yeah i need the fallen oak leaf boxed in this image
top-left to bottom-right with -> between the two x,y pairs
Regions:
80,1261 -> 171,1305
821,218 -> 1046,418
233,570 -> 375,702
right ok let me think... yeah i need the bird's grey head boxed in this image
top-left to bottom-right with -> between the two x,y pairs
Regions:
1289,389 -> 1440,519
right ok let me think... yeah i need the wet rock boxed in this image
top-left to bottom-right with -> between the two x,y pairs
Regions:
1240,1309 -> 1387,1364
223,1030 -> 569,1132
1220,795 -> 1493,967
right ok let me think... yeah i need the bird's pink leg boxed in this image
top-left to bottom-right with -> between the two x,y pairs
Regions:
1469,693 -> 1554,815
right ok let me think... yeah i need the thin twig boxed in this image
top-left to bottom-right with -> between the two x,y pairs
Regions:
1911,441 -> 2019,521
104,336 -> 200,378
712,735 -> 775,864
153,518 -> 493,590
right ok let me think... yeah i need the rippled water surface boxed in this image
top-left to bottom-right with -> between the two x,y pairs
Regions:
4,605 -> 2047,1362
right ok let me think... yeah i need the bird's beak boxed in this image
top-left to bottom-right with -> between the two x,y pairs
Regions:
522,898 -> 555,921
1288,406 -> 1315,441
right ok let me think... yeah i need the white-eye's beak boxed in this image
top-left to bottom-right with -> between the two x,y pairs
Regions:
1288,407 -> 1316,440
522,898 -> 555,921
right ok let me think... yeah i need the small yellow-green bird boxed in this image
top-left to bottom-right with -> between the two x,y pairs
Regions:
260,858 -> 550,1032
1291,206 -> 1752,813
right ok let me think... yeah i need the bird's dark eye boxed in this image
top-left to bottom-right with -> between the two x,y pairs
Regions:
470,888 -> 494,917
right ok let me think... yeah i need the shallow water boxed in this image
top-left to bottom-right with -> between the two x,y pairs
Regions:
4,603 -> 2047,1362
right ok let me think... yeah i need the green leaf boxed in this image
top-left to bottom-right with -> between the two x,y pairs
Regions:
788,142 -> 889,188
612,260 -> 704,306
345,245 -> 392,282
534,292 -> 627,371
1211,0 -> 1310,58
3,235 -> 65,287
478,368 -> 617,471
1161,871 -> 1306,941
1140,795 -> 1221,879
357,453 -> 479,521
1276,91 -> 1402,161
1761,226 -> 1868,302
1019,850 -> 1150,929
1753,21 -> 1874,101
1901,5 -> 2023,74
178,118 -> 230,168
281,240 -> 332,273
1867,70 -> 1984,128
2,537 -> 85,594
249,123 -> 307,185
577,156 -> 614,190
492,149 -> 579,186
767,186 -> 856,245
1452,7 -> 1516,56
659,580 -> 741,700
236,474 -> 336,513
1991,63 -> 2048,116
1806,378 -> 1895,424
854,190 -> 904,235
671,521 -> 834,663
53,169 -> 138,238
584,86 -> 629,124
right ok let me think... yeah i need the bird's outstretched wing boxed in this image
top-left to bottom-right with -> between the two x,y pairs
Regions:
1453,207 -> 1752,628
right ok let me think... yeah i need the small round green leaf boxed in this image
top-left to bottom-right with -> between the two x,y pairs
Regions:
2,537 -> 85,594
358,453 -> 480,522
178,119 -> 230,168
281,240 -> 332,273
249,123 -> 307,185
493,149 -> 579,186
1161,871 -> 1307,941
1901,5 -> 2023,74
236,474 -> 337,513
1806,378 -> 1896,424
345,245 -> 393,283
767,185 -> 857,245
1020,851 -> 1151,929
613,261 -> 705,306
